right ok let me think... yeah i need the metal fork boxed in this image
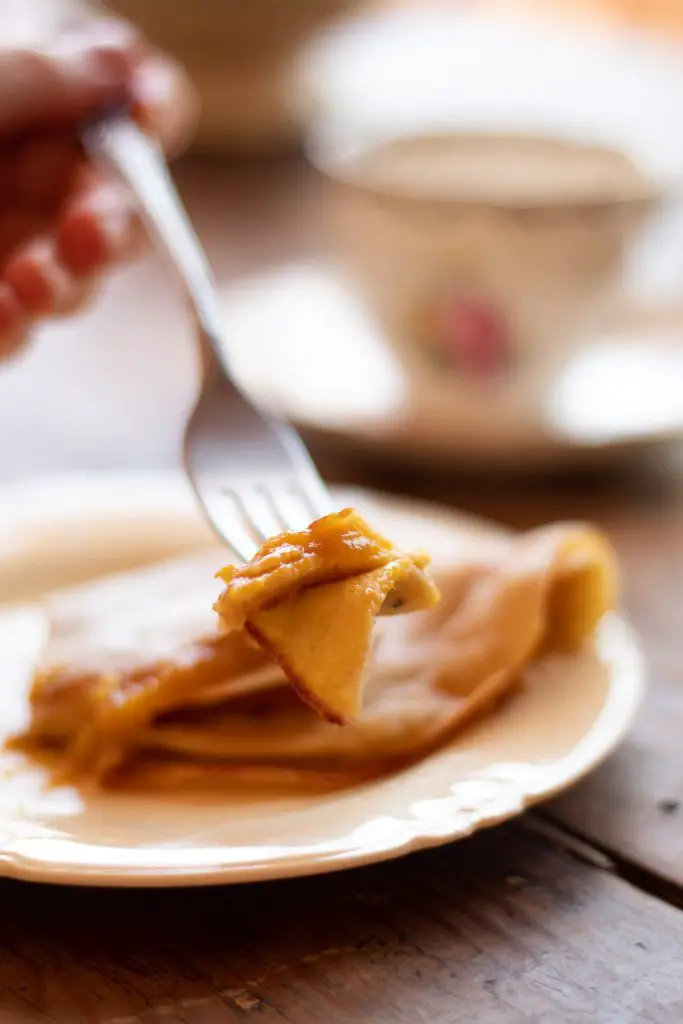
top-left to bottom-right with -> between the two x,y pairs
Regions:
84,115 -> 332,563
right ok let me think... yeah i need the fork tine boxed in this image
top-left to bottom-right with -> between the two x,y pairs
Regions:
223,535 -> 256,566
228,486 -> 284,546
294,477 -> 333,522
258,485 -> 294,534
223,478 -> 334,554
191,474 -> 334,566
210,512 -> 257,565
185,478 -> 257,565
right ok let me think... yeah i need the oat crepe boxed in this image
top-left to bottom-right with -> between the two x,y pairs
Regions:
132,524 -> 616,771
215,509 -> 439,722
20,550 -> 281,776
15,512 -> 617,791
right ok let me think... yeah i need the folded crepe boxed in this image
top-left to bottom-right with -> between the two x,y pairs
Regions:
215,509 -> 439,722
14,510 -> 617,791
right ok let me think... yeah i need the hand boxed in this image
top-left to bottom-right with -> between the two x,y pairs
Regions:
0,16 -> 197,358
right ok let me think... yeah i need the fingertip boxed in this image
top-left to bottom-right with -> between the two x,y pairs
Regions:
49,16 -> 144,64
46,16 -> 143,92
5,240 -> 58,313
0,281 -> 28,359
58,181 -> 142,274
4,237 -> 97,323
0,209 -> 47,264
1,20 -> 141,132
133,55 -> 199,155
0,280 -> 22,330
58,204 -> 108,273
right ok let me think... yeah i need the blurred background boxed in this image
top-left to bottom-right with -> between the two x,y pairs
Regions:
4,0 -> 683,515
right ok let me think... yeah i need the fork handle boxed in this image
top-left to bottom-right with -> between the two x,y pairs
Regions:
83,115 -> 226,375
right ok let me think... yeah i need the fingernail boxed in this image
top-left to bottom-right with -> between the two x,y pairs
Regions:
47,22 -> 136,92
133,60 -> 197,154
48,17 -> 138,59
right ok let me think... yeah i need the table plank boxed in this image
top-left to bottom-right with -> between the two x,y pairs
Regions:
0,821 -> 681,1024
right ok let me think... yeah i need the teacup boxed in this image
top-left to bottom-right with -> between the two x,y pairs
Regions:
311,131 -> 660,402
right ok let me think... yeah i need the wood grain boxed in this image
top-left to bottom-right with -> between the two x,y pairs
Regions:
0,821 -> 681,1024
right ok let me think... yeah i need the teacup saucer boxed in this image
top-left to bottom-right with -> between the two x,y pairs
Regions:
220,260 -> 683,471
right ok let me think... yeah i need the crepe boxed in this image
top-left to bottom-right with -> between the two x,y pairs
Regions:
14,511 -> 617,791
216,509 -> 438,721
22,550 -> 281,778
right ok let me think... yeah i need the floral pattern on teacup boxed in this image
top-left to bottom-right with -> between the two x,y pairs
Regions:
416,294 -> 510,379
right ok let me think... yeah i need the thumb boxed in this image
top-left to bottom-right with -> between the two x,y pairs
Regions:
0,20 -> 139,134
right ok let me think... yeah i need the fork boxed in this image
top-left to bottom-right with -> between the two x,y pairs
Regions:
84,115 -> 333,563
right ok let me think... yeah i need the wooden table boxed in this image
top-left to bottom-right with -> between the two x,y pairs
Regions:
2,154 -> 683,1023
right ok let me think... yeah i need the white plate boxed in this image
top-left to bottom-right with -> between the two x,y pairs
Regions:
0,473 -> 644,886
221,260 -> 683,470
